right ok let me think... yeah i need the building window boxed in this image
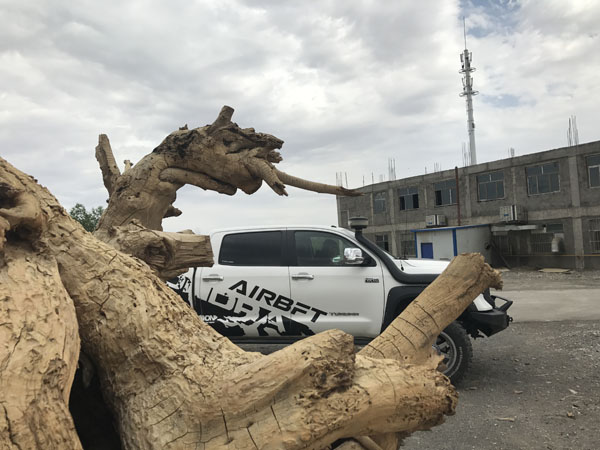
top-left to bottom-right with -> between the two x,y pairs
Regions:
526,162 -> 560,195
398,186 -> 419,210
493,234 -> 511,255
530,223 -> 563,254
373,192 -> 387,214
546,223 -> 564,233
530,233 -> 553,254
587,154 -> 600,188
398,232 -> 416,257
375,234 -> 389,252
590,218 -> 600,253
434,179 -> 457,206
477,171 -> 505,201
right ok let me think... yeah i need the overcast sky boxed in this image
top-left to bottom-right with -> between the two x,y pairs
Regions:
2,0 -> 599,233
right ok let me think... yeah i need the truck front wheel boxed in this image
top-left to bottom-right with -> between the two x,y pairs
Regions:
435,321 -> 473,384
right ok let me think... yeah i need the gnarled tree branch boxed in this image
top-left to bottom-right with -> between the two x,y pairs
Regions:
275,169 -> 363,197
95,134 -> 121,196
101,220 -> 213,280
93,106 -> 361,279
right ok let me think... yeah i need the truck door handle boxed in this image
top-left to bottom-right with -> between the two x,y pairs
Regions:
292,273 -> 314,280
202,274 -> 224,281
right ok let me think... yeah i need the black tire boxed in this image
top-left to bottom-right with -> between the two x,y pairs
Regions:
435,321 -> 473,384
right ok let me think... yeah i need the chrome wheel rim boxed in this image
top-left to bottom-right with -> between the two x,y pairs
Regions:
435,331 -> 458,375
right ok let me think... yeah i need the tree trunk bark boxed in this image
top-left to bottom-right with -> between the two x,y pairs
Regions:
0,155 -> 504,450
0,182 -> 81,449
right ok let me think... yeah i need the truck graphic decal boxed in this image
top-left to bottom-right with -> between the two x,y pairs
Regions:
163,276 -> 328,338
228,280 -> 327,323
200,287 -> 316,337
168,275 -> 191,304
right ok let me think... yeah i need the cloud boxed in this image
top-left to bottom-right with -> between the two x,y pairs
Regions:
1,0 -> 599,232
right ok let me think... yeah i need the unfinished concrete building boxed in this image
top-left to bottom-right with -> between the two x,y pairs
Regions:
336,141 -> 600,270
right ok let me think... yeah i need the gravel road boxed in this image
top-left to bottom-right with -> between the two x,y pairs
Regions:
402,320 -> 600,450
405,270 -> 600,449
499,268 -> 600,290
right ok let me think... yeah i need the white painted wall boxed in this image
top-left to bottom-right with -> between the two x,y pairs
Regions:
415,226 -> 492,261
415,229 -> 454,260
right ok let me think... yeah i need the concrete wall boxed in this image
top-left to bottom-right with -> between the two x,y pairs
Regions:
577,142 -> 600,207
456,226 -> 492,261
582,216 -> 600,269
337,140 -> 600,269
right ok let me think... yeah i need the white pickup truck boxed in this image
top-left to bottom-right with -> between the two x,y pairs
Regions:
168,218 -> 512,383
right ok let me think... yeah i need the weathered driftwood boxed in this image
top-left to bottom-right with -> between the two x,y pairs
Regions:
0,154 -> 502,450
359,252 -> 502,449
0,174 -> 81,449
98,220 -> 212,280
94,106 -> 360,280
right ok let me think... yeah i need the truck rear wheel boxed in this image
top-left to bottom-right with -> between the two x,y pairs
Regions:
435,321 -> 473,384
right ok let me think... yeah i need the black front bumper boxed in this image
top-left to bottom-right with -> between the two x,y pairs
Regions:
467,295 -> 513,337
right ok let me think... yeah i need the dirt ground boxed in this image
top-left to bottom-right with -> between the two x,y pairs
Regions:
402,320 -> 600,450
402,268 -> 600,450
499,267 -> 600,290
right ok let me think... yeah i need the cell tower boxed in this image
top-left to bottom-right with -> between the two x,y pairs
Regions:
459,19 -> 478,165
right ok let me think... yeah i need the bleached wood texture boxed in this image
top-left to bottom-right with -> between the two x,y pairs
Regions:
93,106 -> 360,280
0,173 -> 81,449
358,253 -> 502,450
99,220 -> 213,279
0,156 -> 467,449
0,107 -> 503,449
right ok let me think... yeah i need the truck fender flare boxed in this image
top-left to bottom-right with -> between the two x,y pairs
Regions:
381,285 -> 427,332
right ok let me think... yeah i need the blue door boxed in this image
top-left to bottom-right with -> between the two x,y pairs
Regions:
421,242 -> 433,259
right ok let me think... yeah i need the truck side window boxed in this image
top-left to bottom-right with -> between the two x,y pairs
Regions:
294,231 -> 356,267
219,231 -> 284,266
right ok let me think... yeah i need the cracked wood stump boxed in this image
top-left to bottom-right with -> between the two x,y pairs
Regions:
0,106 -> 502,449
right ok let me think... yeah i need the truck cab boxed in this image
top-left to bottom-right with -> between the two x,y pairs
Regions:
175,225 -> 389,339
168,221 -> 512,383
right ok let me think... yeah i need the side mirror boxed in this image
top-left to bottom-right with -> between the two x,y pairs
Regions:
343,248 -> 364,265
